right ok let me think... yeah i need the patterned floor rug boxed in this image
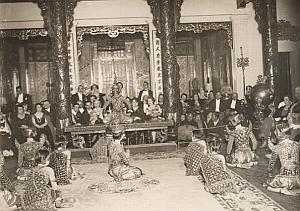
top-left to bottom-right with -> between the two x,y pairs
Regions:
88,176 -> 159,194
198,170 -> 286,211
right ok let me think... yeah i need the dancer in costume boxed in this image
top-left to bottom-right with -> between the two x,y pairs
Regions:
226,111 -> 258,168
102,84 -> 133,124
3,149 -> 75,210
184,132 -> 238,194
265,122 -> 300,195
15,127 -> 45,179
107,125 -> 142,182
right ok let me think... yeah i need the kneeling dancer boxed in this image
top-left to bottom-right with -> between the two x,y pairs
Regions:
265,122 -> 300,195
184,132 -> 238,194
108,125 -> 142,182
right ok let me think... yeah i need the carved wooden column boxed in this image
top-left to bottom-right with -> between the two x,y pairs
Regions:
37,0 -> 78,135
252,0 -> 279,94
147,0 -> 183,121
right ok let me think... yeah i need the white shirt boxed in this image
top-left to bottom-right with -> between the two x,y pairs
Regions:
78,93 -> 83,101
215,99 -> 221,112
230,100 -> 236,109
17,93 -> 24,103
45,108 -> 50,113
140,90 -> 149,101
143,104 -> 149,113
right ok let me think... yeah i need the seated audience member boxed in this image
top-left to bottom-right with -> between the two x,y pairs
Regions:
208,92 -> 226,113
130,98 -> 144,121
89,84 -> 105,106
178,114 -> 186,126
245,85 -> 253,105
15,86 -> 33,112
71,85 -> 87,106
274,95 -> 292,122
79,101 -> 92,125
42,100 -> 55,125
141,95 -> 149,119
138,81 -> 153,101
32,103 -> 54,149
157,93 -> 164,118
0,111 -> 18,183
21,103 -> 31,115
179,93 -> 189,115
190,93 -> 202,113
198,88 -> 208,106
117,82 -> 127,97
288,86 -> 300,141
194,112 -> 204,137
10,104 -> 32,144
145,97 -> 162,120
177,113 -> 197,143
88,95 -> 97,108
252,96 -> 271,141
77,100 -> 85,113
265,122 -> 300,195
93,100 -> 103,120
186,112 -> 198,128
207,112 -> 225,139
71,103 -> 81,125
229,92 -> 241,112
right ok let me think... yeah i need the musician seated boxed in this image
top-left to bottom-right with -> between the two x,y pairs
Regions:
178,113 -> 197,143
207,112 -> 225,139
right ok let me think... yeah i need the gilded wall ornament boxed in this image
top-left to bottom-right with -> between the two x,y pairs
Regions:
177,22 -> 233,48
76,25 -> 149,56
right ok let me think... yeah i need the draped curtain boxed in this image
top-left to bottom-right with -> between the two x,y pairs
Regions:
92,42 -> 137,97
78,36 -> 150,98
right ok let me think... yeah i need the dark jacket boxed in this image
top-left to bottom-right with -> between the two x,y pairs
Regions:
71,93 -> 88,105
138,89 -> 154,101
15,93 -> 32,111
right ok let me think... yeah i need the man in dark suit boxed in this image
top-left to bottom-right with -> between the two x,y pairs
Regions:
79,101 -> 92,126
42,100 -> 55,124
138,81 -> 153,101
71,85 -> 87,106
228,92 -> 241,113
207,112 -> 225,139
208,92 -> 226,113
15,86 -> 32,111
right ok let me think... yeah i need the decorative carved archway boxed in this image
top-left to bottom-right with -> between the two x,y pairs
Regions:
0,28 -> 48,40
177,22 -> 233,48
76,25 -> 150,56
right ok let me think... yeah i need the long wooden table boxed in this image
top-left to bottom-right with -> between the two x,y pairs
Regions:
64,120 -> 174,135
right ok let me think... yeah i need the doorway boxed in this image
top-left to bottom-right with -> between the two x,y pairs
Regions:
176,30 -> 232,97
278,52 -> 292,98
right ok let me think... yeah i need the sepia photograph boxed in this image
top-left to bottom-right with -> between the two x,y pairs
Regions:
0,0 -> 299,210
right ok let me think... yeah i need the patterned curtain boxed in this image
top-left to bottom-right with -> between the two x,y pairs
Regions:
92,42 -> 137,98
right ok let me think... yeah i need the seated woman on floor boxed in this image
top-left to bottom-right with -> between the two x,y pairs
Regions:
226,110 -> 258,169
48,139 -> 71,185
265,122 -> 300,195
184,131 -> 238,195
108,125 -> 142,182
15,127 -> 45,180
4,149 -> 75,209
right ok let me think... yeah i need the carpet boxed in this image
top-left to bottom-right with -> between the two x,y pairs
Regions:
88,176 -> 159,194
198,170 -> 286,211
